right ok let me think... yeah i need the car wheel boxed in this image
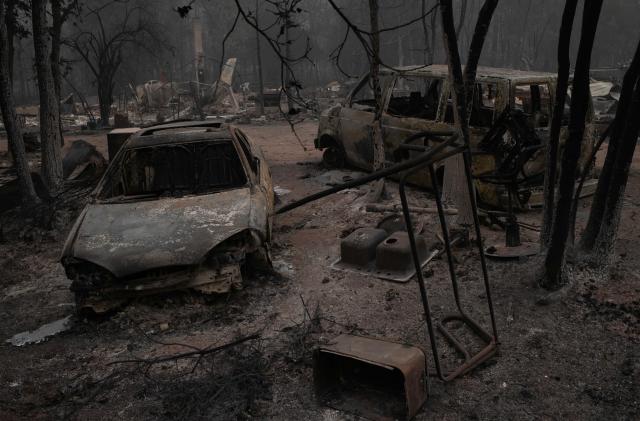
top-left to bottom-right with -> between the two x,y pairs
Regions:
322,146 -> 345,169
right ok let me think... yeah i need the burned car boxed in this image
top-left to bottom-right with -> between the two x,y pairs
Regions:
315,65 -> 597,208
61,121 -> 274,312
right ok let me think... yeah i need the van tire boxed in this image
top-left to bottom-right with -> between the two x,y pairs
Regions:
322,146 -> 345,169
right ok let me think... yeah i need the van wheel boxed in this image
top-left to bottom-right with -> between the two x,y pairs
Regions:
322,147 -> 345,169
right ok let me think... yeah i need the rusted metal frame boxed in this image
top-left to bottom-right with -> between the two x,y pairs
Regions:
397,140 -> 497,382
432,151 -> 498,378
461,148 -> 498,341
275,131 -> 458,215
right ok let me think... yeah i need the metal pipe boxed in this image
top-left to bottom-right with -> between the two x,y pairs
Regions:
275,134 -> 460,215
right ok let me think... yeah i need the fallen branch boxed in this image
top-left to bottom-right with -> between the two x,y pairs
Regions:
109,333 -> 260,366
365,203 -> 458,215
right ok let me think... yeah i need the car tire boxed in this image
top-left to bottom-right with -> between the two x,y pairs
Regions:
322,146 -> 345,169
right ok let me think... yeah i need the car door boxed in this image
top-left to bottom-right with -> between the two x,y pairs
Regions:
338,74 -> 392,170
382,75 -> 452,152
381,75 -> 452,187
234,129 -> 273,205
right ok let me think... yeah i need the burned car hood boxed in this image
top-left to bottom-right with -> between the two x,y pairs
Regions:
65,188 -> 254,277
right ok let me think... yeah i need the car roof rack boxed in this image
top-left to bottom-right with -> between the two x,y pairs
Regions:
137,120 -> 225,137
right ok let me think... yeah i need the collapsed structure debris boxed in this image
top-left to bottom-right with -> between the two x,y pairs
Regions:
589,79 -> 619,126
60,121 -> 274,313
131,58 -> 242,121
62,140 -> 107,181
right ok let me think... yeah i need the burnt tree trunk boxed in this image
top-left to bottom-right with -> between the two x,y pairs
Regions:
98,82 -> 114,125
0,1 -> 40,206
368,0 -> 385,199
581,42 -> 640,251
440,0 -> 472,225
590,79 -> 640,260
367,0 -> 386,201
284,9 -> 295,114
5,0 -> 16,79
430,8 -> 437,63
440,0 -> 498,227
463,0 -> 499,109
50,0 -> 64,145
369,0 -> 384,170
32,0 -> 63,196
541,0 -> 579,248
421,0 -> 430,63
543,0 -> 604,289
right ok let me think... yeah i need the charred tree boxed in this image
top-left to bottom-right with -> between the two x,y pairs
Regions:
462,0 -> 499,109
540,0 -> 579,248
32,0 -> 64,196
369,0 -> 384,169
543,0 -> 604,289
50,0 -> 76,144
590,79 -> 640,259
421,0 -> 431,63
581,42 -> 640,252
368,0 -> 385,200
580,41 -> 640,260
68,2 -> 164,126
0,0 -> 39,205
5,0 -> 19,79
440,0 -> 473,225
430,6 -> 438,63
440,0 -> 498,226
284,8 -> 295,114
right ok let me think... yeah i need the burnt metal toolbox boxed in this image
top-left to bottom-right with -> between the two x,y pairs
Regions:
314,334 -> 428,420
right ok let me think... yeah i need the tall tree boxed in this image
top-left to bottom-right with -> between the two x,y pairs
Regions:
67,1 -> 164,125
368,0 -> 384,171
0,0 -> 40,205
421,0 -> 431,63
50,0 -> 77,143
540,0 -> 579,248
283,2 -> 296,113
543,0 -> 604,289
32,0 -> 64,196
440,0 -> 499,226
580,41 -> 640,261
366,0 -> 386,201
462,0 -> 499,109
440,0 -> 473,225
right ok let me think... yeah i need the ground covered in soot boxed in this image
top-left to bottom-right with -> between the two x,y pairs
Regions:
0,120 -> 639,420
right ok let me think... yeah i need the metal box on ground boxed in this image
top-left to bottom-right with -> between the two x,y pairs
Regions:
314,334 -> 428,420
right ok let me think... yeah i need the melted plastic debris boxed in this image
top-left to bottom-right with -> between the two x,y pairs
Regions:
6,316 -> 73,347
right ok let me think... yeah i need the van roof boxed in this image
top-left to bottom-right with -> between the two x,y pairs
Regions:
380,64 -> 554,83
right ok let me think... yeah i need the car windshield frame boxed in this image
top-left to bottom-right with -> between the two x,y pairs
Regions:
95,138 -> 250,203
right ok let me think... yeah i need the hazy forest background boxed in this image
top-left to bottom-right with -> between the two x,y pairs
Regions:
9,0 -> 639,105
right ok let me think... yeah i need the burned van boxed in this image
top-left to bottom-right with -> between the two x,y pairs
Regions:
315,65 -> 596,208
